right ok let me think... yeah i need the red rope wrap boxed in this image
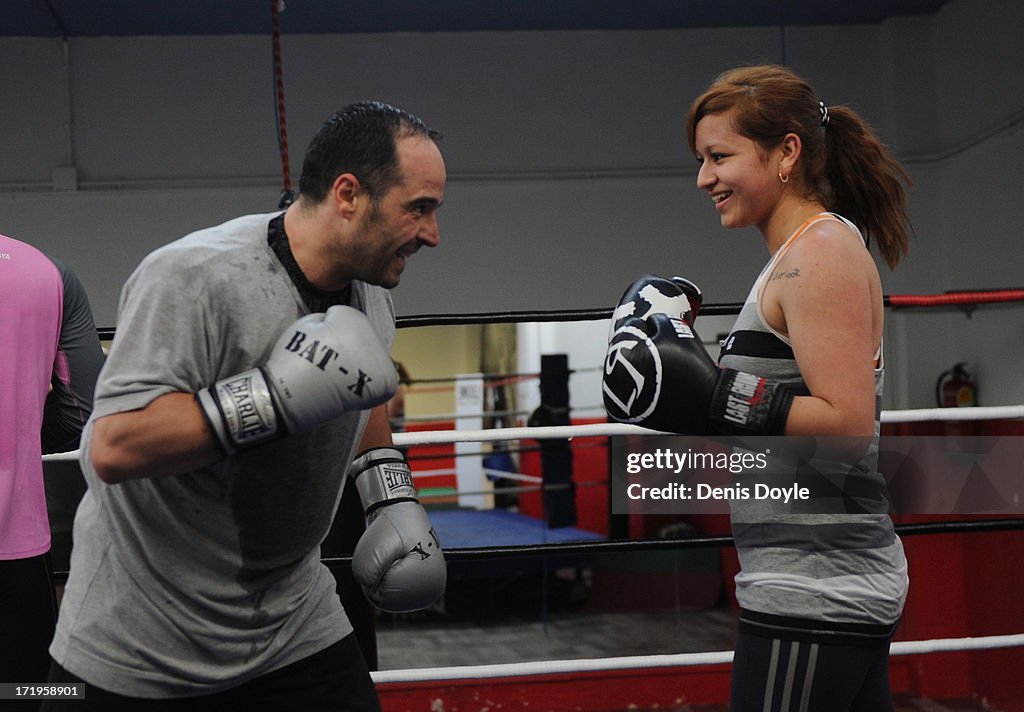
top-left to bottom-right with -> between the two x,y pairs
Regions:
888,289 -> 1024,308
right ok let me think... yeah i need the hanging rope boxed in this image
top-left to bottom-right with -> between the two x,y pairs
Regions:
271,0 -> 294,209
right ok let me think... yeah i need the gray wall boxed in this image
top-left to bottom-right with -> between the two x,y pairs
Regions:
2,0 -> 1022,408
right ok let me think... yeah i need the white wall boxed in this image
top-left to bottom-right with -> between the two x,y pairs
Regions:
2,0 -> 1022,408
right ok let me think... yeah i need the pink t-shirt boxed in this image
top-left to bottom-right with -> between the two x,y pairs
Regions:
0,234 -> 63,559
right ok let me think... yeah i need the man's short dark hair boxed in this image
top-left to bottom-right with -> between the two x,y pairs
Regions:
298,101 -> 441,205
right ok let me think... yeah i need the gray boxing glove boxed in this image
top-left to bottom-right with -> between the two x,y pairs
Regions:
197,306 -> 397,455
350,447 -> 446,613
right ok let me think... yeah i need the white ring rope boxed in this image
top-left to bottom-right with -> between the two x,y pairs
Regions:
396,402 -> 1024,445
39,403 -> 1024,463
370,632 -> 1024,684
402,467 -> 456,479
483,469 -> 542,483
395,422 -> 648,447
880,404 -> 1024,423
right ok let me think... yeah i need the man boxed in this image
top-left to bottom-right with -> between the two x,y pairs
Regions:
45,101 -> 447,710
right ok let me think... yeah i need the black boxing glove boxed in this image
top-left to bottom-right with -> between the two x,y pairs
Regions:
603,292 -> 795,435
603,312 -> 717,433
609,275 -> 703,337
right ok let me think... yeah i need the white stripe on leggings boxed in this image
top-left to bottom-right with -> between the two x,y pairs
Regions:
761,640 -> 820,712
762,639 -> 780,712
779,641 -> 799,709
799,643 -> 819,712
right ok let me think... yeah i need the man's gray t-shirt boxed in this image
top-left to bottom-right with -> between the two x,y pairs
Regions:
50,213 -> 396,697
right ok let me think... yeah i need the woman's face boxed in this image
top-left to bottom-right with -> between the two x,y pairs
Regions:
693,110 -> 783,232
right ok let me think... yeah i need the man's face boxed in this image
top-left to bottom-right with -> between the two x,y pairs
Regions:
353,135 -> 446,288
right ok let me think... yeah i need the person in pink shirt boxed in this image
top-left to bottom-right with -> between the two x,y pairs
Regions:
1,233 -> 103,704
1,232 -> 64,698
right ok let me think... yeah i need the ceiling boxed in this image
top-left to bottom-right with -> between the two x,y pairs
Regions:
5,0 -> 954,38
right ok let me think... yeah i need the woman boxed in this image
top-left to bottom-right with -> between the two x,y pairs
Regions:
687,65 -> 912,711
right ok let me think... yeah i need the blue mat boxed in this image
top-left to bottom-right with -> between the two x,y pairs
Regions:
428,508 -> 603,550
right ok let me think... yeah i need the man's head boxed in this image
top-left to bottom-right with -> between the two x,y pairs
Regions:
294,102 -> 446,290
298,101 -> 441,206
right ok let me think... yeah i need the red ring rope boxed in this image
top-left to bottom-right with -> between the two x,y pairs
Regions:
887,289 -> 1024,308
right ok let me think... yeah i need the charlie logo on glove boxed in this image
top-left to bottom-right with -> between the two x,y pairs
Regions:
213,371 -> 279,446
382,463 -> 415,494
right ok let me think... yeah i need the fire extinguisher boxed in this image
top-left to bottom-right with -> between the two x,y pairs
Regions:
935,362 -> 977,407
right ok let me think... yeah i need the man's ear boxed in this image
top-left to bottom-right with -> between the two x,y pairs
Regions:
331,173 -> 362,219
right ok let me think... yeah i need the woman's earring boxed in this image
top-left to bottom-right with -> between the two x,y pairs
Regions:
778,172 -> 789,184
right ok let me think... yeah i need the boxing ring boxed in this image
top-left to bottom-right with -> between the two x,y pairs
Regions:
45,288 -> 1024,711
357,411 -> 1024,711
367,287 -> 1024,711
